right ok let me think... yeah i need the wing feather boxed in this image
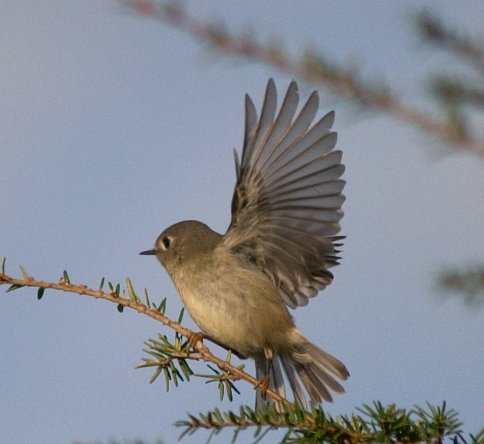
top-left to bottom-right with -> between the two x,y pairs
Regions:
225,79 -> 345,308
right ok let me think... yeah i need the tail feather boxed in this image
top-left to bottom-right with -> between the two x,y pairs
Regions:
310,360 -> 346,393
302,340 -> 349,380
289,336 -> 349,405
255,334 -> 348,409
280,355 -> 306,407
297,365 -> 333,403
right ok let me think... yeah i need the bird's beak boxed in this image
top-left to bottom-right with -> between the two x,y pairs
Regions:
140,249 -> 157,255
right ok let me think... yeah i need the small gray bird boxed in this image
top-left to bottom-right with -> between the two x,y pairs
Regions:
141,79 -> 349,408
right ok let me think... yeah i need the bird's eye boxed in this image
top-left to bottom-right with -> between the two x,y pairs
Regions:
162,237 -> 171,249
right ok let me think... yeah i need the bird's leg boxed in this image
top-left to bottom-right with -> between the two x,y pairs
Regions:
186,331 -> 207,353
186,333 -> 246,360
190,333 -> 248,359
255,371 -> 270,400
255,348 -> 273,399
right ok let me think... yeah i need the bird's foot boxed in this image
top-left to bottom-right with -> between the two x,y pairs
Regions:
186,331 -> 207,353
255,374 -> 270,399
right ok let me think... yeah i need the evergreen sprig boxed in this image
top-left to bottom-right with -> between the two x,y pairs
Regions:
137,329 -> 194,390
177,402 -> 483,444
0,260 -> 286,404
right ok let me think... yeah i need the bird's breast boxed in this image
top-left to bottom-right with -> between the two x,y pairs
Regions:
171,254 -> 294,357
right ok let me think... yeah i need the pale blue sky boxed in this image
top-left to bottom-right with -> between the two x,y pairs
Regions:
1,2 -> 483,443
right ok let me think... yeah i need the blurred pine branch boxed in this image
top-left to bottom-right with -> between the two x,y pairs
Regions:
123,0 -> 484,158
416,10 -> 484,73
437,264 -> 484,307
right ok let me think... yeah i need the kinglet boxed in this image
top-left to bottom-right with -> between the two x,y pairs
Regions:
141,79 -> 348,408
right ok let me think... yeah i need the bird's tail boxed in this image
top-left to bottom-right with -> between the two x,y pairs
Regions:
255,332 -> 349,409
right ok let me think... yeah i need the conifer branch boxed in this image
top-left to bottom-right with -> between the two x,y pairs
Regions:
0,264 -> 289,406
177,401 -> 482,443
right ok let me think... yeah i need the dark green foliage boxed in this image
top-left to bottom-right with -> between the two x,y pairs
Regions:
137,325 -> 194,391
37,287 -> 45,300
177,402 -> 482,443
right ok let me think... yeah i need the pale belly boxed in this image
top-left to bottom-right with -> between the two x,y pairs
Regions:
175,267 -> 294,357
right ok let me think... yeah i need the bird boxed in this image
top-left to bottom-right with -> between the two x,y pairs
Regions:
140,79 -> 349,409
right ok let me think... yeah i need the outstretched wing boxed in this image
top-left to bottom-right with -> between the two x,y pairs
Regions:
223,79 -> 345,309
